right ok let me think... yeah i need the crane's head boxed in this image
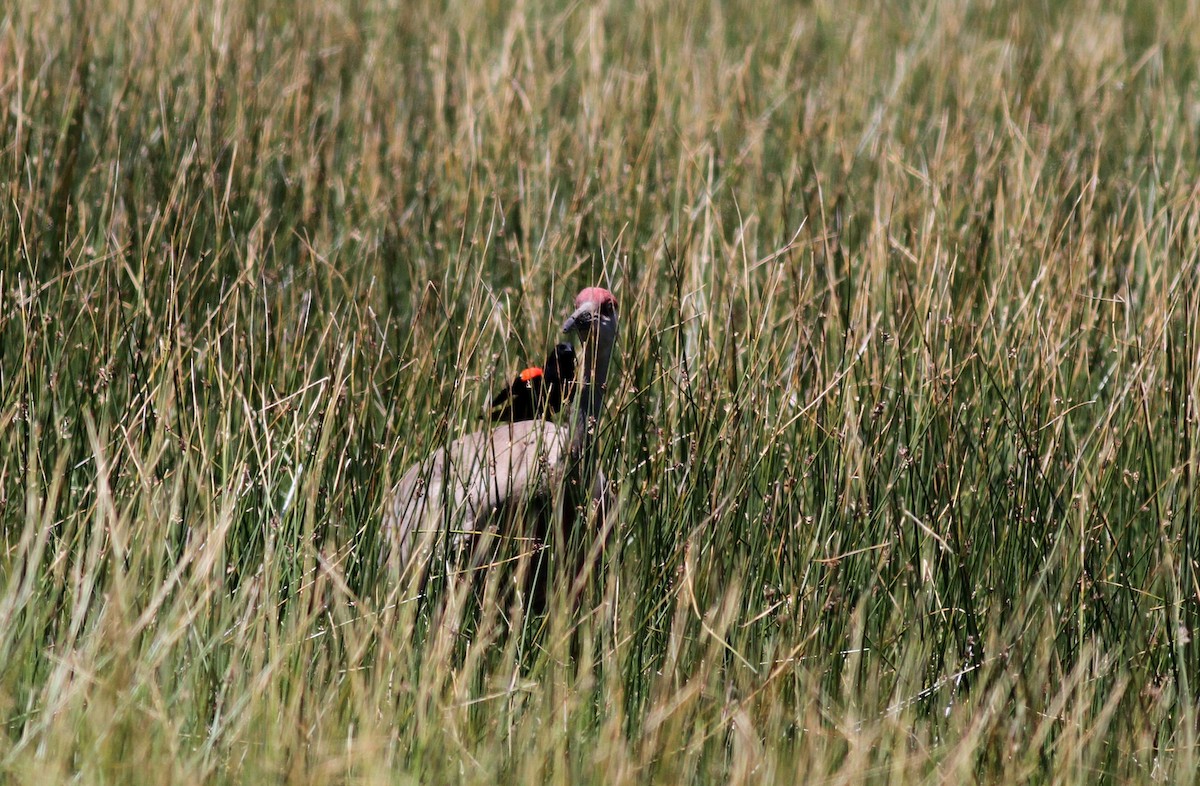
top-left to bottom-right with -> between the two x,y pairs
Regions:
562,287 -> 618,344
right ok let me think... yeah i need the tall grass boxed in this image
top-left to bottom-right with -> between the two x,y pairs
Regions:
2,0 -> 1198,781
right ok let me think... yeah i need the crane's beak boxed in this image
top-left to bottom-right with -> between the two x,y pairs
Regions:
562,303 -> 594,335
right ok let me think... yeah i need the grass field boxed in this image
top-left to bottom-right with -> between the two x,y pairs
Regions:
2,0 -> 1199,782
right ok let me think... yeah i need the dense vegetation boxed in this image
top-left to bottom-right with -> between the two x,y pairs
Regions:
2,0 -> 1198,781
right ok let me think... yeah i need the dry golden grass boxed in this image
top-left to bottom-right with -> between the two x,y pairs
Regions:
1,0 -> 1198,782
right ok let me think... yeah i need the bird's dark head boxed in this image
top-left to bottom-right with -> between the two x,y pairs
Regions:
544,342 -> 576,383
562,287 -> 618,341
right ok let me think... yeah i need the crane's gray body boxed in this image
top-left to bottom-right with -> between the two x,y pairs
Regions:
385,420 -> 567,570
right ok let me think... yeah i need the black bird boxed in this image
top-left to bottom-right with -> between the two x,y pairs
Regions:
487,342 -> 577,423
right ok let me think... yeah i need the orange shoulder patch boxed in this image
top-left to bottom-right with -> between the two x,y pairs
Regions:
519,366 -> 544,382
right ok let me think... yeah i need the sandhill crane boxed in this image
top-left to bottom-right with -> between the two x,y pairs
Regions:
383,287 -> 618,588
487,342 -> 576,423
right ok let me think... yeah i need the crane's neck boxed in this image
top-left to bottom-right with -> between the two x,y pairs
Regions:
570,323 -> 616,457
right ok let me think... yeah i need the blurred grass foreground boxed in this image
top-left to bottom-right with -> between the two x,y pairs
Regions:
2,0 -> 1199,782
